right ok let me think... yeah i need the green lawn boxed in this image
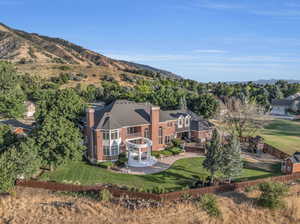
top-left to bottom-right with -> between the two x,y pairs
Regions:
40,157 -> 279,191
260,119 -> 300,155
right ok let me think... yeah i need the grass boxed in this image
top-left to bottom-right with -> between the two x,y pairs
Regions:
259,119 -> 300,155
40,157 -> 279,192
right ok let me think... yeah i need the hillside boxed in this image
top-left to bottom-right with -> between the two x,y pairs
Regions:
1,186 -> 300,224
0,22 -> 181,82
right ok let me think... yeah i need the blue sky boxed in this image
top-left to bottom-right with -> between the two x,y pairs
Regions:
1,0 -> 300,82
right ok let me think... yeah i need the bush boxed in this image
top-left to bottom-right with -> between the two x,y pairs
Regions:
151,151 -> 161,158
172,138 -> 183,147
152,186 -> 167,194
258,182 -> 289,209
197,194 -> 221,217
244,185 -> 258,193
115,156 -> 128,167
99,189 -> 113,202
167,147 -> 184,155
98,161 -> 114,169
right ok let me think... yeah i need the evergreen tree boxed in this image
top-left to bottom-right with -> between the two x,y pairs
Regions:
221,135 -> 243,183
203,130 -> 223,184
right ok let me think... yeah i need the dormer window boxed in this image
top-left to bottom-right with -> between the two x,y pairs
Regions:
178,116 -> 184,128
185,116 -> 190,127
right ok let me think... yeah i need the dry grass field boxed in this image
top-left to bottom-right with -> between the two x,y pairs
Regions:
1,186 -> 300,224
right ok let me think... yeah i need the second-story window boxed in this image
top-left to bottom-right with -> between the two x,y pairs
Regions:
185,117 -> 190,127
111,131 -> 119,140
103,131 -> 109,140
158,127 -> 163,144
178,117 -> 183,128
127,127 -> 139,135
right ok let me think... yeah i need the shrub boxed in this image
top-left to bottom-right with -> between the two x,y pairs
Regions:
98,161 -> 114,169
258,182 -> 289,209
167,147 -> 184,155
57,65 -> 71,71
151,151 -> 161,158
152,186 -> 167,194
244,185 -> 258,193
197,194 -> 221,217
99,189 -> 113,202
116,156 -> 128,167
160,150 -> 173,157
172,138 -> 183,147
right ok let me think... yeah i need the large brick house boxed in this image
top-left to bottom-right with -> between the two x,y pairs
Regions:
84,100 -> 213,163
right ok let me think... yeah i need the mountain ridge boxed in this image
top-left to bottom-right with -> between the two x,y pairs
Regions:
0,22 -> 181,79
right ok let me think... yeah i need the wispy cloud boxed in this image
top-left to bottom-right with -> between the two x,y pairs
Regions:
199,1 -> 245,10
252,10 -> 300,17
193,49 -> 228,54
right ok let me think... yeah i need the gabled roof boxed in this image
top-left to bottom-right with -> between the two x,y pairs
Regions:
95,100 -> 151,129
91,100 -> 213,131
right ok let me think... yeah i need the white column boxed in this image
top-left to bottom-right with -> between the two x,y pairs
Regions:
138,147 -> 142,162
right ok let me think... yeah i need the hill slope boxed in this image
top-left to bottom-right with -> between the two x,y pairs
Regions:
0,22 -> 181,79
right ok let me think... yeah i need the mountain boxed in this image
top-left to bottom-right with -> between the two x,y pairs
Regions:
227,79 -> 300,85
0,22 -> 181,79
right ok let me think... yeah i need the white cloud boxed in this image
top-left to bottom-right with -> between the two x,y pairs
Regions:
199,2 -> 245,10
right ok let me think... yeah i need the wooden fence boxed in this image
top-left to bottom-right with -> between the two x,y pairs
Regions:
240,136 -> 290,160
16,172 -> 300,201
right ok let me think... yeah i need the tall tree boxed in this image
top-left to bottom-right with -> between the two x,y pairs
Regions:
221,98 -> 268,138
35,113 -> 85,169
0,62 -> 26,118
203,130 -> 223,184
221,135 -> 243,183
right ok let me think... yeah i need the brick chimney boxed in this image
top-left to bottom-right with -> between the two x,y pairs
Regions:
87,108 -> 95,128
150,106 -> 160,151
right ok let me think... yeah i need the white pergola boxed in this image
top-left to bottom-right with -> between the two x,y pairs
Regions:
125,137 -> 157,167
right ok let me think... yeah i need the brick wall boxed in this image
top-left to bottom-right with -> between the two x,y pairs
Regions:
151,107 -> 160,151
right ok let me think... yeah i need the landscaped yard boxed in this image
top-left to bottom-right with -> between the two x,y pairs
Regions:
40,157 -> 280,192
260,119 -> 300,155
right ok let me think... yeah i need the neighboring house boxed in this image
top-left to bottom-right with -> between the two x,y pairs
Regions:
0,119 -> 33,136
84,100 -> 213,163
282,152 -> 300,174
24,101 -> 36,118
271,93 -> 300,116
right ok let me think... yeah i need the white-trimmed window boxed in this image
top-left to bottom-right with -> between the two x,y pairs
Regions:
111,144 -> 119,155
178,116 -> 184,128
111,130 -> 119,140
185,116 -> 190,127
104,146 -> 110,156
103,131 -> 109,140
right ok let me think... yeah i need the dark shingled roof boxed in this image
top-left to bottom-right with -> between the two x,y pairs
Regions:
272,99 -> 295,106
95,100 -> 151,129
92,100 -> 212,131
